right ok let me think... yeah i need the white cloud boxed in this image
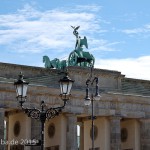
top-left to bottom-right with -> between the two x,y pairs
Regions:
90,39 -> 121,52
0,5 -> 93,52
0,4 -> 119,54
122,24 -> 150,35
95,56 -> 150,80
75,5 -> 102,12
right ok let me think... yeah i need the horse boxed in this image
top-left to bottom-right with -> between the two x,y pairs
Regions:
43,56 -> 54,68
43,56 -> 68,70
51,58 -> 68,70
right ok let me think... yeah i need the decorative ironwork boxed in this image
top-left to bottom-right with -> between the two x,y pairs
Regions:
84,65 -> 101,150
22,101 -> 66,121
15,52 -> 73,150
46,108 -> 61,120
24,108 -> 40,119
17,100 -> 66,150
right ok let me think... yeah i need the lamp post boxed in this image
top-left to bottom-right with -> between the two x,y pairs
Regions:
84,67 -> 101,150
14,72 -> 74,150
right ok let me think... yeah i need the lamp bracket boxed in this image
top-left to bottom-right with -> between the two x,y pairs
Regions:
88,116 -> 97,120
20,100 -> 67,122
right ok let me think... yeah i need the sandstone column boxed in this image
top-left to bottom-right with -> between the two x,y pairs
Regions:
109,116 -> 121,150
66,114 -> 77,150
31,119 -> 41,150
140,119 -> 150,150
0,110 -> 5,150
78,122 -> 84,150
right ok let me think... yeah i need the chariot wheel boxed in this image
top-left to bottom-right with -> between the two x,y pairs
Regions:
68,51 -> 78,66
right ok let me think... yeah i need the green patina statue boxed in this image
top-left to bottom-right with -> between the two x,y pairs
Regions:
43,26 -> 95,69
43,56 -> 67,70
68,26 -> 95,67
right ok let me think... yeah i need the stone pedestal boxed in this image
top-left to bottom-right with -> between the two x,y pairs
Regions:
140,119 -> 150,150
66,114 -> 77,150
109,116 -> 121,150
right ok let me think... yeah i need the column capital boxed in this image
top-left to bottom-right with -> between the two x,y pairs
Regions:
109,115 -> 122,121
77,122 -> 83,126
139,118 -> 150,123
65,113 -> 77,117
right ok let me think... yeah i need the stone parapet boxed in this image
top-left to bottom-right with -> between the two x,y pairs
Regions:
121,78 -> 150,96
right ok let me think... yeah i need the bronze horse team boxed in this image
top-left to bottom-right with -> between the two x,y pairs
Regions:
43,26 -> 95,70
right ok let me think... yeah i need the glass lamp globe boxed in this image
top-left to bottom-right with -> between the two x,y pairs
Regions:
84,97 -> 91,106
59,74 -> 74,101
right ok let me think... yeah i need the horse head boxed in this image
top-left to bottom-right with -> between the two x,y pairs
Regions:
51,58 -> 60,69
43,55 -> 52,68
43,55 -> 49,62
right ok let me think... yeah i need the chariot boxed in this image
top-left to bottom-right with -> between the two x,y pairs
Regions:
43,26 -> 95,69
68,50 -> 95,67
68,26 -> 95,67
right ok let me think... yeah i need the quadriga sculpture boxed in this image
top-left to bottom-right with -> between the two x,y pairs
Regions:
43,56 -> 67,70
43,26 -> 95,69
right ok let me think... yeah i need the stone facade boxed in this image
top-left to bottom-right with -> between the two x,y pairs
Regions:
0,62 -> 150,150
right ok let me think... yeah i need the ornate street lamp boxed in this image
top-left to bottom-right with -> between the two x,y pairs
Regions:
59,73 -> 74,101
14,72 -> 29,107
84,67 -> 101,150
14,72 -> 74,150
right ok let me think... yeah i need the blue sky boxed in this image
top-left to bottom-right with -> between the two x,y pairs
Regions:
0,0 -> 150,80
